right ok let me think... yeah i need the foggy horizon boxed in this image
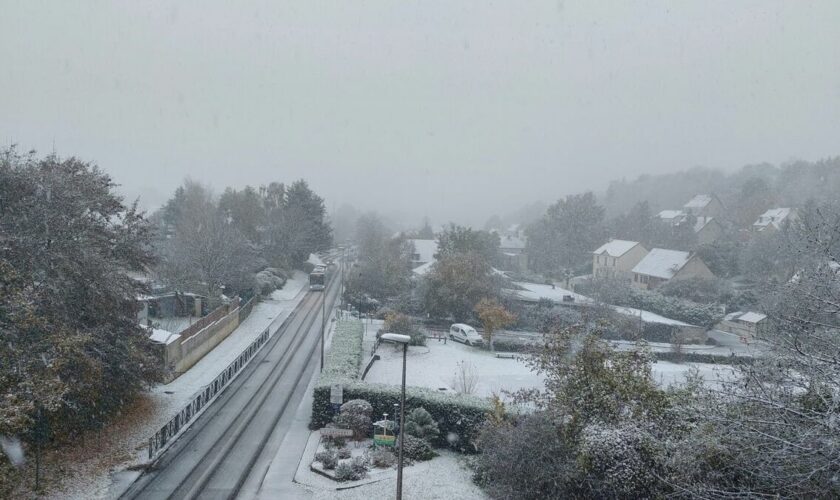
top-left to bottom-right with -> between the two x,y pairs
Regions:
3,1 -> 839,227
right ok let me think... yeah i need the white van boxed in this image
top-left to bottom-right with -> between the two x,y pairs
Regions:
449,323 -> 484,346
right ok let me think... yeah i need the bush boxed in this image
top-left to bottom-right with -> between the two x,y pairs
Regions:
351,456 -> 369,477
473,414 -> 579,499
337,447 -> 351,459
578,423 -> 664,498
333,399 -> 373,440
315,450 -> 338,470
404,407 -> 440,442
334,458 -> 368,482
334,462 -> 355,481
398,433 -> 437,461
383,312 -> 425,346
369,448 -> 397,468
311,319 -> 491,452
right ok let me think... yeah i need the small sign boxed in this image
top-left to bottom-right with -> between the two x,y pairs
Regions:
330,384 -> 343,405
321,428 -> 354,438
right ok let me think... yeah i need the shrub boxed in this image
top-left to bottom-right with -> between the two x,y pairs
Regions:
334,462 -> 355,481
337,447 -> 351,459
369,448 -> 397,468
351,456 -> 369,477
578,423 -> 664,498
333,399 -> 373,440
315,450 -> 338,470
334,458 -> 367,482
398,433 -> 437,461
383,312 -> 425,346
404,408 -> 440,442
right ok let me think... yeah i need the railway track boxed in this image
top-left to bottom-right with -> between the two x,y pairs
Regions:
123,274 -> 340,500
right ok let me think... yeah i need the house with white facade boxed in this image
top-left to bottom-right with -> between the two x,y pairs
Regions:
592,240 -> 649,281
683,194 -> 725,218
631,248 -> 714,289
408,239 -> 438,268
753,208 -> 795,233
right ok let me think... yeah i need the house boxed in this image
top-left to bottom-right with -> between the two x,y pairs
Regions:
683,194 -> 725,218
631,248 -> 714,289
693,217 -> 724,245
407,239 -> 438,268
717,311 -> 769,339
592,240 -> 649,281
499,234 -> 528,273
753,208 -> 795,233
657,210 -> 687,227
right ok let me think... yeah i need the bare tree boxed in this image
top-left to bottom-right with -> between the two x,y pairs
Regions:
451,360 -> 479,395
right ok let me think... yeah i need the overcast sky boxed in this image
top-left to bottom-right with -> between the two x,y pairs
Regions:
2,1 -> 839,226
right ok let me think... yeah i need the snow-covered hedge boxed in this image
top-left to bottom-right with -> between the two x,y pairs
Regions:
312,318 -> 491,452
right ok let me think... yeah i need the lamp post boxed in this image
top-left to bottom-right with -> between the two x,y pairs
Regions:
380,333 -> 411,500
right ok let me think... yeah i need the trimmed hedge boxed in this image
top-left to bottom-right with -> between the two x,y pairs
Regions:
312,318 -> 491,452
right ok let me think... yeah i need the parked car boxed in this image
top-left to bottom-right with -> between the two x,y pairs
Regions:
449,323 -> 484,346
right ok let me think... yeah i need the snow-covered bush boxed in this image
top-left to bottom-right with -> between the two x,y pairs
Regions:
254,267 -> 288,296
337,447 -> 351,459
333,399 -> 373,440
368,448 -> 396,468
578,423 -> 663,498
404,407 -> 440,442
315,450 -> 338,470
334,457 -> 368,482
398,434 -> 437,461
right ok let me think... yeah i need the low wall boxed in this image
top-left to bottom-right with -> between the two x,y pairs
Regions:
161,296 -> 257,382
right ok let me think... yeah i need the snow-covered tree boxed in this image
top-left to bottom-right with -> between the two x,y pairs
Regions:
0,148 -> 161,446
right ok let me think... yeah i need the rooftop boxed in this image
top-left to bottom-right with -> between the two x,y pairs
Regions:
632,248 -> 692,279
684,194 -> 713,209
593,239 -> 641,257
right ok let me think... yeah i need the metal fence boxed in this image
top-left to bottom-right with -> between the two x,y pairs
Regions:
148,327 -> 270,459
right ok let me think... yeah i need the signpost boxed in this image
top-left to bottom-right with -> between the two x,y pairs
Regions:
330,384 -> 343,414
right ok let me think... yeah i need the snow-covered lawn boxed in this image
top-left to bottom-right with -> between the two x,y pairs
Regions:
366,341 -> 538,399
39,272 -> 310,500
365,339 -> 740,399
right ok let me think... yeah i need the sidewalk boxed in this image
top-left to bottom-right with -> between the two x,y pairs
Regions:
41,273 -> 310,500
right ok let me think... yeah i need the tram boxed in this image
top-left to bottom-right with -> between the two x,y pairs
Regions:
309,265 -> 327,291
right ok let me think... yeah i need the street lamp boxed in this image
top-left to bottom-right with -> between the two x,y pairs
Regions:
380,333 -> 411,500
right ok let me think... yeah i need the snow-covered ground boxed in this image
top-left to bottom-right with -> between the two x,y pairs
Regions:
310,451 -> 488,500
366,340 -> 538,398
41,272 -> 310,500
365,339 -> 740,399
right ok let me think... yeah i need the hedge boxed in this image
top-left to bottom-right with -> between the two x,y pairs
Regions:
312,318 -> 491,452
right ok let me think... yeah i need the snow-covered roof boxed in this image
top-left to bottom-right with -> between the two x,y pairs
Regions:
693,216 -> 716,233
684,194 -> 713,210
725,311 -> 767,324
658,210 -> 686,221
612,306 -> 692,327
738,312 -> 767,323
753,208 -> 792,229
593,239 -> 641,257
412,261 -> 435,276
632,248 -> 692,279
306,253 -> 326,267
148,328 -> 181,345
499,235 -> 526,250
408,239 -> 438,263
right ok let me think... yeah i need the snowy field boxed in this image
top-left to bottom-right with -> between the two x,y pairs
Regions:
365,340 -> 739,398
41,272 -> 310,500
